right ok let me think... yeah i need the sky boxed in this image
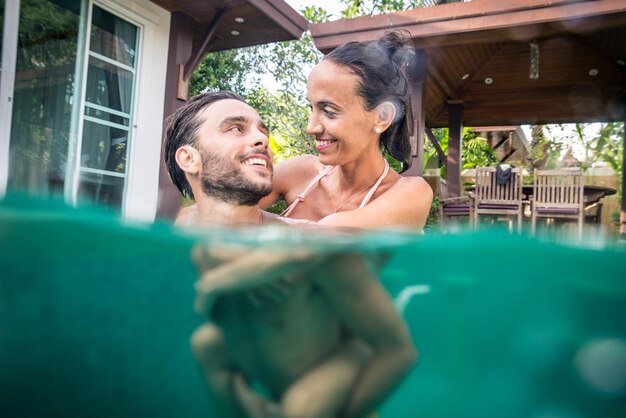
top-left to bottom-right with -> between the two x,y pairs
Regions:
285,0 -> 344,19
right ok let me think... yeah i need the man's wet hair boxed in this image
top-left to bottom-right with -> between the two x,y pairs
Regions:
164,91 -> 245,199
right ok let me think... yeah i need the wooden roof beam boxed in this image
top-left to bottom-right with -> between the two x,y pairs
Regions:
248,0 -> 309,38
311,0 -> 626,52
428,60 -> 457,100
183,7 -> 226,81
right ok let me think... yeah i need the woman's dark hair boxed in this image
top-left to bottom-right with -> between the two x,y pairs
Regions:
325,31 -> 415,172
164,91 -> 245,199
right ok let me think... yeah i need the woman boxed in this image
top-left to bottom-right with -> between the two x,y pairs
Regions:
191,32 -> 432,418
260,31 -> 432,230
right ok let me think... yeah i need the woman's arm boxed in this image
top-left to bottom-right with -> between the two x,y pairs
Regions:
315,253 -> 418,417
259,155 -> 321,209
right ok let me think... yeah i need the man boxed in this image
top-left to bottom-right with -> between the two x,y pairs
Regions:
164,91 -> 416,418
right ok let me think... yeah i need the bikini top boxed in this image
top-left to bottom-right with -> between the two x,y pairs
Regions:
281,160 -> 390,218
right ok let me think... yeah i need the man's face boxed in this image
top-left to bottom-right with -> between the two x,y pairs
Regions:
195,99 -> 273,206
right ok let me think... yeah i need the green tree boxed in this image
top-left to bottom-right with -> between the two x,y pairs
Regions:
189,49 -> 262,96
572,123 -> 623,218
189,6 -> 330,163
423,128 -> 498,178
340,0 -> 439,18
568,123 -> 624,175
245,6 -> 330,161
528,125 -> 562,170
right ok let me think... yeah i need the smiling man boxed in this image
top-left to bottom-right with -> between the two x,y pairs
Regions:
164,91 -> 416,418
165,91 -> 276,225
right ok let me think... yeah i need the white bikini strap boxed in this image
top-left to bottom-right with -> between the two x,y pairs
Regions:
359,160 -> 390,208
281,165 -> 337,217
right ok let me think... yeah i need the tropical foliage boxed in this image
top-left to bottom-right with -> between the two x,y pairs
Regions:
422,128 -> 499,178
340,0 -> 448,17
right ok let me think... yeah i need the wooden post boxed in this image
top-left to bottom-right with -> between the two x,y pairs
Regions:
447,100 -> 464,197
156,12 -> 194,220
403,49 -> 427,177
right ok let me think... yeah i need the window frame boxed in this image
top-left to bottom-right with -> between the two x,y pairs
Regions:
0,0 -> 20,198
70,1 -> 142,212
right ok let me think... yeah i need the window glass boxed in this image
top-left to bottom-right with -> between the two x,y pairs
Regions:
84,56 -> 134,114
90,5 -> 137,67
8,1 -> 139,213
7,0 -> 81,197
77,171 -> 125,208
77,4 -> 138,212
80,120 -> 128,173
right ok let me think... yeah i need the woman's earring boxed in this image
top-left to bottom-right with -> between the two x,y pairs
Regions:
375,127 -> 382,134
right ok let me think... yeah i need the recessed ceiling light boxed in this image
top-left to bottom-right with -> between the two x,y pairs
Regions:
461,73 -> 470,80
235,17 -> 244,23
588,68 -> 599,76
617,59 -> 626,66
231,30 -> 240,36
484,77 -> 493,85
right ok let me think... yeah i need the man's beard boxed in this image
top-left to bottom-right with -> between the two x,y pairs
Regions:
199,149 -> 272,206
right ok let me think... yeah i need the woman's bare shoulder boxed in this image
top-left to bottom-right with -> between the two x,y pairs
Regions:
391,175 -> 433,196
382,175 -> 434,219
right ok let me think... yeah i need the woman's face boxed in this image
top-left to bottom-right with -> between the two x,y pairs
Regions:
306,60 -> 379,166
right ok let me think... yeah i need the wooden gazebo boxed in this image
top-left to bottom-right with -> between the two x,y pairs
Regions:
310,0 -> 626,233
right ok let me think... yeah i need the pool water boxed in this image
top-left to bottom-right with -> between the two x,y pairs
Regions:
1,195 -> 625,417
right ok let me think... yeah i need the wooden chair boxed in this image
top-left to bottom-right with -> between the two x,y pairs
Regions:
473,167 -> 524,232
531,169 -> 584,238
439,178 -> 472,227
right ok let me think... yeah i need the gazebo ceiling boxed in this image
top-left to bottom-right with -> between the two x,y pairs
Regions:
150,0 -> 308,52
310,0 -> 626,128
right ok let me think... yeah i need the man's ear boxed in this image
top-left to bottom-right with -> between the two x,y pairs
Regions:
373,101 -> 397,134
175,145 -> 202,175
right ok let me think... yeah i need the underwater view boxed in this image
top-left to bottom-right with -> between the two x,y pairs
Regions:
1,195 -> 625,417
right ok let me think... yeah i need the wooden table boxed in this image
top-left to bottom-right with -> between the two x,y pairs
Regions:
519,185 -> 616,206
465,185 -> 616,206
463,184 -> 616,224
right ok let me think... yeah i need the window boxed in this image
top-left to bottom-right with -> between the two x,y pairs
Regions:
2,0 -> 169,220
5,0 -> 139,214
7,0 -> 82,198
76,5 -> 139,210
